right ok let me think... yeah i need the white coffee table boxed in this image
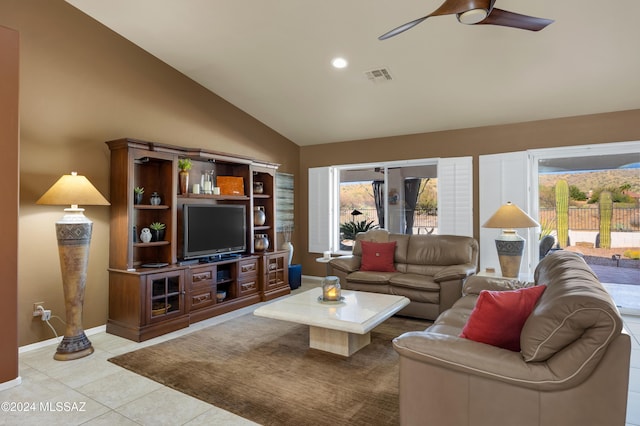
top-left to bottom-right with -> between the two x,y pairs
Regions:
253,287 -> 410,356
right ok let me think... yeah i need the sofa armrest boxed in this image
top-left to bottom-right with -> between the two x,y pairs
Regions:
393,331 -> 582,391
328,255 -> 360,274
433,263 -> 476,283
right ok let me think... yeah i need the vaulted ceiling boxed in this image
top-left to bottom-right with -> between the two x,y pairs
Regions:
66,0 -> 640,146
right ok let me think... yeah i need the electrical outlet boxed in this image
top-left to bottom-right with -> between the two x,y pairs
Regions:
33,302 -> 44,317
41,309 -> 52,321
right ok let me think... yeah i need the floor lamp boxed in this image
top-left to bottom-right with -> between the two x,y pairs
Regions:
482,202 -> 539,278
37,172 -> 110,361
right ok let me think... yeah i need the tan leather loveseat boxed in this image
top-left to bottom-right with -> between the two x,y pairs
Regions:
393,250 -> 631,426
328,229 -> 478,320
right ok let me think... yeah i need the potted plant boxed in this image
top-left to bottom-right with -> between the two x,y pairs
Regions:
134,186 -> 144,204
178,158 -> 192,195
149,222 -> 166,242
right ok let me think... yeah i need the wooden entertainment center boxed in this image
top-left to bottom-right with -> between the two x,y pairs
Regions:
106,138 -> 290,341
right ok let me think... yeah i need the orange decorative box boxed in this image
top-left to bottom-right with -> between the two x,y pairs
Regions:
217,176 -> 245,195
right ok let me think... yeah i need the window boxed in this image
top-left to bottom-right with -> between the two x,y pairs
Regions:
309,157 -> 473,253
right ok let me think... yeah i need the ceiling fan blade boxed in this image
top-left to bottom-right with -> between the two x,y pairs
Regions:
379,0 -> 492,40
378,16 -> 429,40
478,8 -> 554,31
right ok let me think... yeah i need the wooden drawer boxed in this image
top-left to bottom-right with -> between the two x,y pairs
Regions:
190,266 -> 214,288
238,258 -> 258,278
238,277 -> 259,296
189,288 -> 215,311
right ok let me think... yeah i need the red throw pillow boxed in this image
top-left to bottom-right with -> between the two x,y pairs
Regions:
460,285 -> 547,352
360,241 -> 397,272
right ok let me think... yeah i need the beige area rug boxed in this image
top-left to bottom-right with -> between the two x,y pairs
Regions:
108,314 -> 430,426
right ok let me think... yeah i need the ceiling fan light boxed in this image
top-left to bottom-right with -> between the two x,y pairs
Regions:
457,9 -> 488,25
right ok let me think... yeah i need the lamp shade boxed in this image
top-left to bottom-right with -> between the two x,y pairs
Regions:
482,202 -> 539,229
37,172 -> 110,207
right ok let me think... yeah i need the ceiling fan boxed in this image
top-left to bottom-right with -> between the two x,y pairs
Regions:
379,0 -> 553,40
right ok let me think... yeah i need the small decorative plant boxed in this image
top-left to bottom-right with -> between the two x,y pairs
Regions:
149,222 -> 166,231
178,158 -> 192,172
134,186 -> 144,204
178,159 -> 192,195
149,222 -> 166,242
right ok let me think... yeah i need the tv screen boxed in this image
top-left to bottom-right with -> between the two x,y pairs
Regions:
183,204 -> 246,259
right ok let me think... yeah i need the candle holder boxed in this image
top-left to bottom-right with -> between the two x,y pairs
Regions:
319,276 -> 343,303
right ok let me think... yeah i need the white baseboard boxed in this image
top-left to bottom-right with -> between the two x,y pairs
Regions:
0,376 -> 22,391
18,324 -> 107,354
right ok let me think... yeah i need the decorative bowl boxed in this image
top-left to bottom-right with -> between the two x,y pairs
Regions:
151,302 -> 171,316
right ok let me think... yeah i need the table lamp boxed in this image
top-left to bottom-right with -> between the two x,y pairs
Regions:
37,172 -> 110,360
482,202 -> 539,278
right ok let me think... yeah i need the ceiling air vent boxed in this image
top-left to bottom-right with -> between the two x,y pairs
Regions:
364,67 -> 393,84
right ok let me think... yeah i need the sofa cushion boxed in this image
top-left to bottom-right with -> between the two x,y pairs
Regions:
406,235 -> 475,266
346,270 -> 398,284
343,281 -> 392,295
390,284 -> 440,305
389,273 -> 440,292
460,285 -> 547,352
360,241 -> 397,272
520,251 -> 622,362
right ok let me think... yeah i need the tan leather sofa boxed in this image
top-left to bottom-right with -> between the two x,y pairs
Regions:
393,250 -> 631,426
328,229 -> 478,320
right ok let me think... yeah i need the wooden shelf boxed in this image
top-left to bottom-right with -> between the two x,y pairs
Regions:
178,193 -> 249,201
133,241 -> 170,248
106,138 -> 287,342
134,204 -> 170,210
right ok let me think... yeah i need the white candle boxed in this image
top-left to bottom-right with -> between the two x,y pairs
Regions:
203,181 -> 212,192
213,187 -> 221,195
323,251 -> 331,259
192,184 -> 200,194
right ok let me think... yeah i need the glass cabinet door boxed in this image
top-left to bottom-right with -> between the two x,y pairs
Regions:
147,271 -> 184,321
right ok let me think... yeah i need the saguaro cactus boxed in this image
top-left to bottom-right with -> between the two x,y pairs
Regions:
599,191 -> 613,249
555,179 -> 569,248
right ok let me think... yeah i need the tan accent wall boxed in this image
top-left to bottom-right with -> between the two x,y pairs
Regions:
0,24 -> 19,385
0,0 -> 298,347
299,109 -> 640,276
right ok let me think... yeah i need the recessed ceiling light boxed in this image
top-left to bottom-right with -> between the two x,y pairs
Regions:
331,57 -> 348,69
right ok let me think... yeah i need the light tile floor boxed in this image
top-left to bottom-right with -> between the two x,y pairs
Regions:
2,279 -> 640,426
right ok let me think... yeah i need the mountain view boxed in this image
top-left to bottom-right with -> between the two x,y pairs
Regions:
539,169 -> 639,194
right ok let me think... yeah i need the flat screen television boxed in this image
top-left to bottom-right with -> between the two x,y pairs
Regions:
182,204 -> 247,260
